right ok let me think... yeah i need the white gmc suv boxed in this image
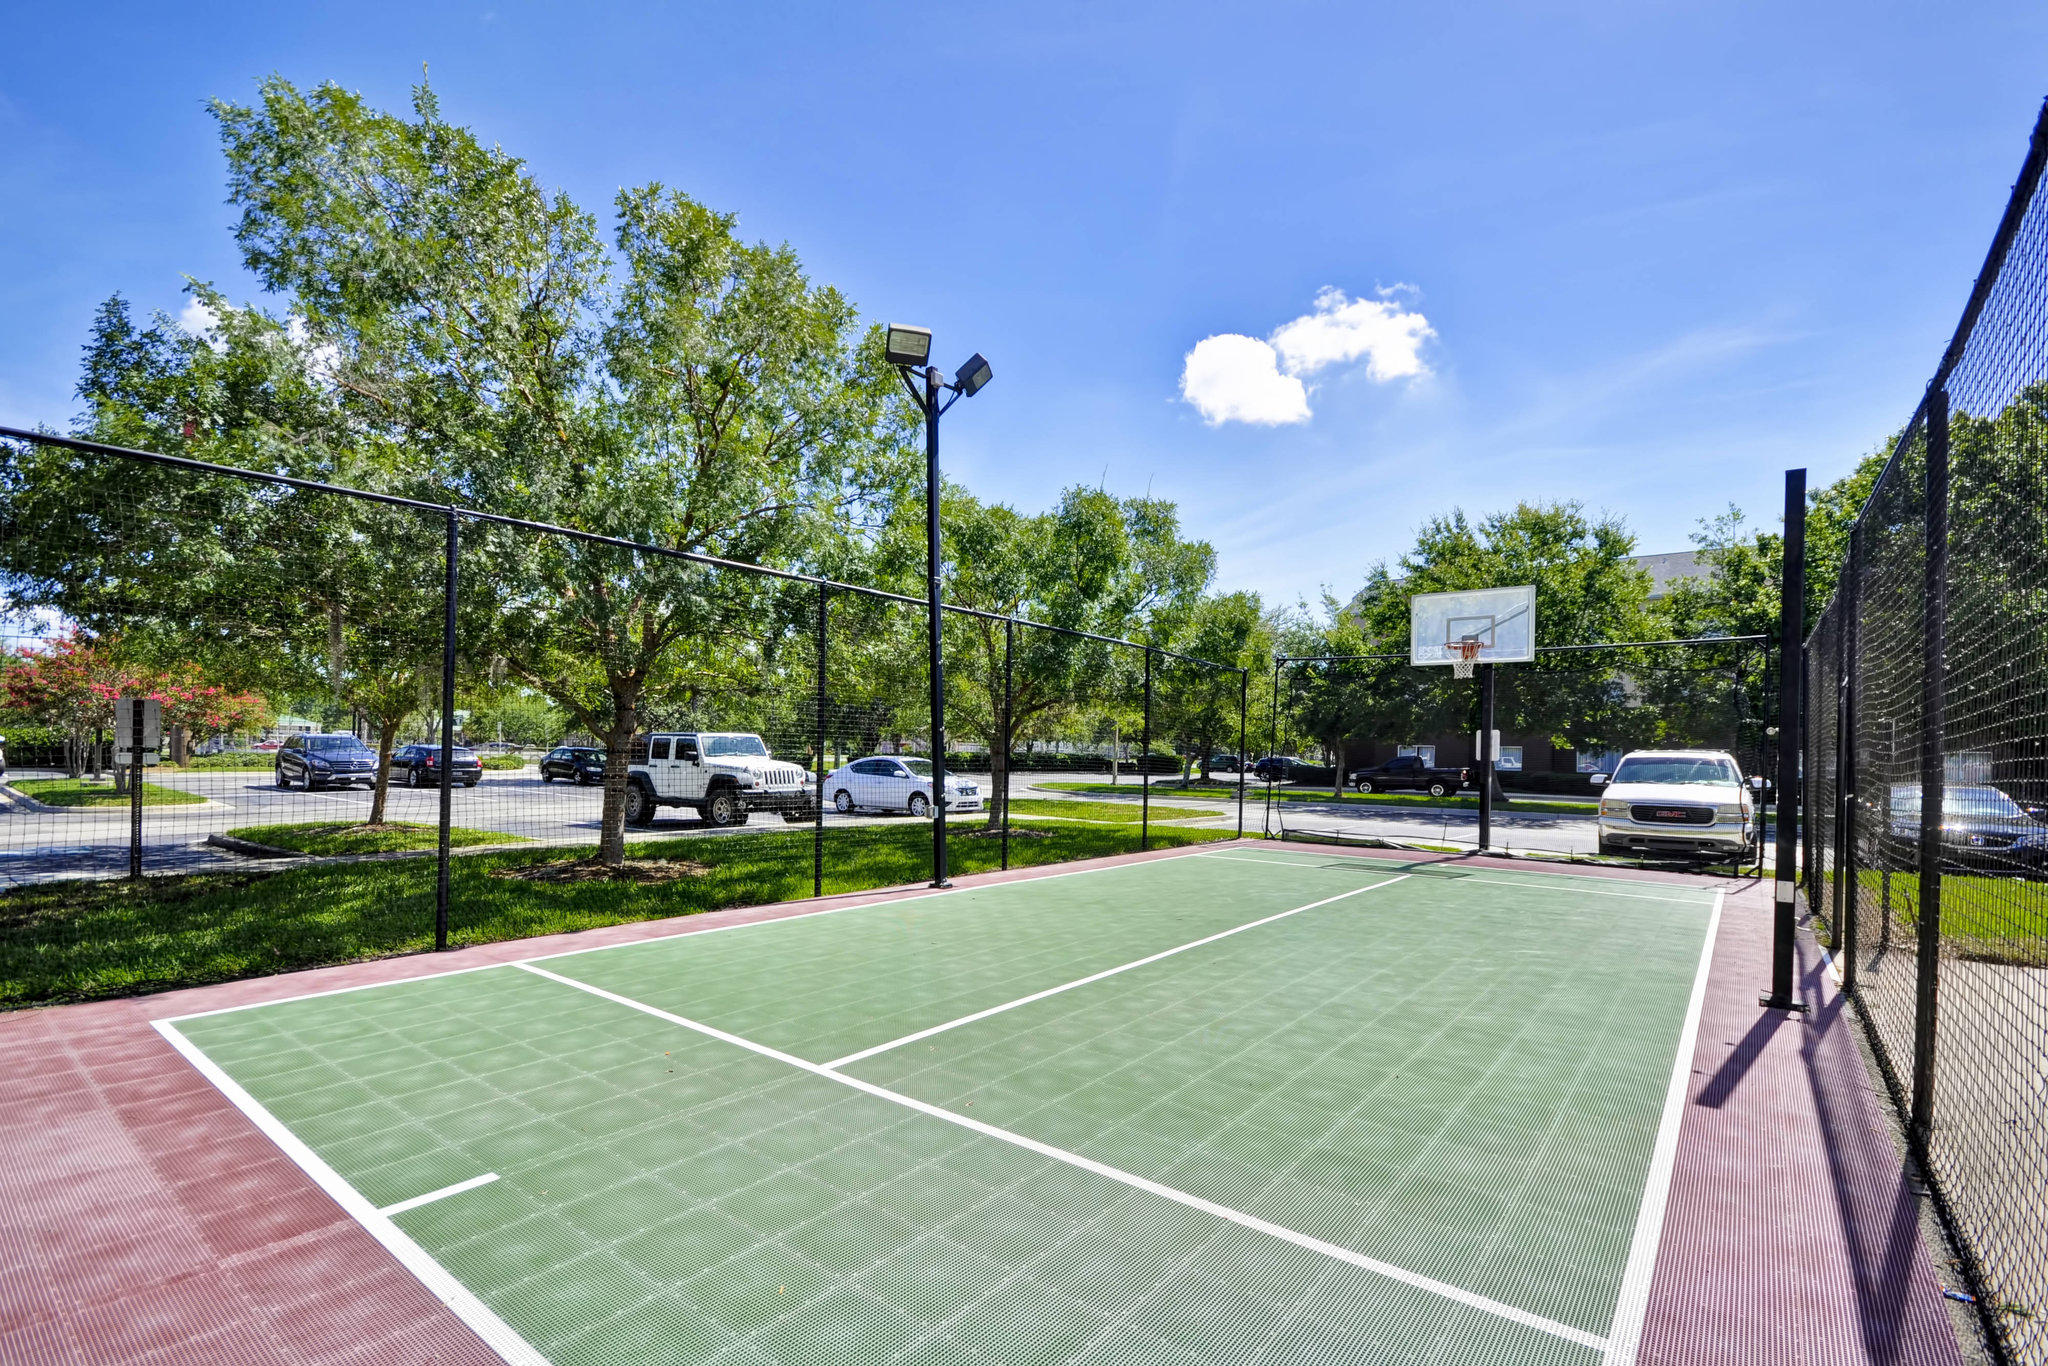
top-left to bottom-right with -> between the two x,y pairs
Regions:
1593,749 -> 1757,862
623,731 -> 814,828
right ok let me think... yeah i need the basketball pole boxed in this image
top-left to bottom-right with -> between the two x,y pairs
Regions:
1761,467 -> 1808,1013
1478,662 -> 1495,851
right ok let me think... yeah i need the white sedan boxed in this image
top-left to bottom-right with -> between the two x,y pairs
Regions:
822,756 -> 983,816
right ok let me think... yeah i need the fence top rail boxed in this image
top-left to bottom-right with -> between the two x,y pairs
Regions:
1277,634 -> 1769,665
0,425 -> 1243,675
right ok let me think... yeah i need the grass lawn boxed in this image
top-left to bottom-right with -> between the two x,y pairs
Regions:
225,822 -> 528,855
0,819 -> 1234,1009
10,777 -> 209,808
1814,867 -> 2048,966
1037,780 -> 1596,815
1005,797 -> 1218,824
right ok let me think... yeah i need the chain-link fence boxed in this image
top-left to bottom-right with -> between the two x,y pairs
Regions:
1804,100 -> 2048,1364
0,430 -> 1247,1008
1263,638 -> 1773,864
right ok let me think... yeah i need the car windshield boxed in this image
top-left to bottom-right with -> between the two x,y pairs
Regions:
703,735 -> 770,758
307,735 -> 369,753
902,759 -> 934,777
1612,757 -> 1739,787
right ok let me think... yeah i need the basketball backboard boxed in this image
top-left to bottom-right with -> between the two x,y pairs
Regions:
1409,586 -> 1536,667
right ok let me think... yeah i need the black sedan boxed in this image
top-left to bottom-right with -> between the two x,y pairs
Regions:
540,746 -> 607,784
391,744 -> 484,788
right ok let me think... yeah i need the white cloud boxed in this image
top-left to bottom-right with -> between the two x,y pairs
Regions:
1179,334 -> 1311,426
177,297 -> 220,336
1270,287 -> 1434,382
1180,286 -> 1435,426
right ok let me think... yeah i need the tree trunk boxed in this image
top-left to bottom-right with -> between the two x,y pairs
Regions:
367,713 -> 403,824
597,709 -> 641,867
1110,720 -> 1119,785
1332,736 -> 1346,798
90,727 -> 104,780
989,713 -> 1012,826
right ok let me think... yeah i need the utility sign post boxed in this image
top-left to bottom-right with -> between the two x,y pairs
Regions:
115,696 -> 161,881
113,697 -> 162,764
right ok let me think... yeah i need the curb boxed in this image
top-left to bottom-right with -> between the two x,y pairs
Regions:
0,782 -> 62,814
205,833 -> 309,860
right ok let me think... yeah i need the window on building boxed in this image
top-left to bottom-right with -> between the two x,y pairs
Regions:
1497,746 -> 1523,772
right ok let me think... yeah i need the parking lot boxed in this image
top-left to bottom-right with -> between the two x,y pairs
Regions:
0,765 -> 1253,886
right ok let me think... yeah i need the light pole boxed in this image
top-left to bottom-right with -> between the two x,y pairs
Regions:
887,325 -> 992,888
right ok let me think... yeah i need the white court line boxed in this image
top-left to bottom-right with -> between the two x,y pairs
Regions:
1600,888 -> 1724,1366
821,874 -> 1413,1070
152,1021 -> 548,1366
156,842 -> 1224,1026
379,1172 -> 500,1217
1194,852 -> 1712,905
514,960 -> 1606,1353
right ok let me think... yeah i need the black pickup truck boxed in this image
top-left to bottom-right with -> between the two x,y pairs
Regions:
1346,754 -> 1472,796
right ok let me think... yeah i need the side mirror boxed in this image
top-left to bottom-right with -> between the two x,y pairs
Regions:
1589,773 -> 1608,787
1750,775 -> 1765,790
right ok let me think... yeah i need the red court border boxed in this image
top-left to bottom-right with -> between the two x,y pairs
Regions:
0,841 -> 1968,1364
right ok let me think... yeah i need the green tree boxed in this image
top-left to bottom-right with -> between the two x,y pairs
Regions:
1151,591 -> 1267,783
210,78 -> 918,864
873,484 -> 1214,823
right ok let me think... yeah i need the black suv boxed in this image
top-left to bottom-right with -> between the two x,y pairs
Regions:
391,744 -> 484,788
275,733 -> 378,790
539,746 -> 607,784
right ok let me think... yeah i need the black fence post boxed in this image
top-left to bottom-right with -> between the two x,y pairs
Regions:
1264,657 -> 1281,838
1237,667 -> 1248,839
1910,387 -> 1950,1152
128,696 -> 144,881
1838,526 -> 1861,991
1001,616 -> 1013,872
814,585 -> 827,900
1141,646 -> 1153,852
1477,662 -> 1496,852
435,509 -> 458,952
1763,468 -> 1807,1012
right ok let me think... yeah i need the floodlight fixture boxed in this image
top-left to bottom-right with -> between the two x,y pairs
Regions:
885,324 -> 933,369
954,353 -> 993,398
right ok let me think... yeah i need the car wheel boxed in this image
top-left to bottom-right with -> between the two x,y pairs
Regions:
1354,778 -> 1376,794
705,790 -> 744,827
833,789 -> 854,814
541,772 -> 555,783
907,792 -> 930,818
408,767 -> 424,788
1427,781 -> 1448,798
464,778 -> 480,788
1599,838 -> 1625,856
624,782 -> 656,828
275,769 -> 289,789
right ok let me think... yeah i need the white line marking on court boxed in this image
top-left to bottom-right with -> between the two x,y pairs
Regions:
155,843 -> 1226,1025
513,959 -> 1606,1353
1600,888 -> 1723,1366
819,874 -> 1413,1070
378,1172 -> 500,1216
1193,852 -> 1712,904
152,1021 -> 548,1366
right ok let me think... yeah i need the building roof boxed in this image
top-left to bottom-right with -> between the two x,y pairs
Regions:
1633,550 -> 1703,600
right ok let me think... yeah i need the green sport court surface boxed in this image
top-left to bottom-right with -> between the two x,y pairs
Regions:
157,847 -> 1722,1366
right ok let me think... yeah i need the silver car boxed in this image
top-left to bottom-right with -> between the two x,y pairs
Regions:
823,756 -> 983,816
1594,749 -> 1757,859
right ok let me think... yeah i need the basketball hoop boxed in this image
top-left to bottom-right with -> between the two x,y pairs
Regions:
1450,638 -> 1481,679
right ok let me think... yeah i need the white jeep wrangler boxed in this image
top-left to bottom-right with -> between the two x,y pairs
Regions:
623,731 -> 815,828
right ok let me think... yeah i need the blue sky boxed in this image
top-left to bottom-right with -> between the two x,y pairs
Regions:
3,2 -> 2044,610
